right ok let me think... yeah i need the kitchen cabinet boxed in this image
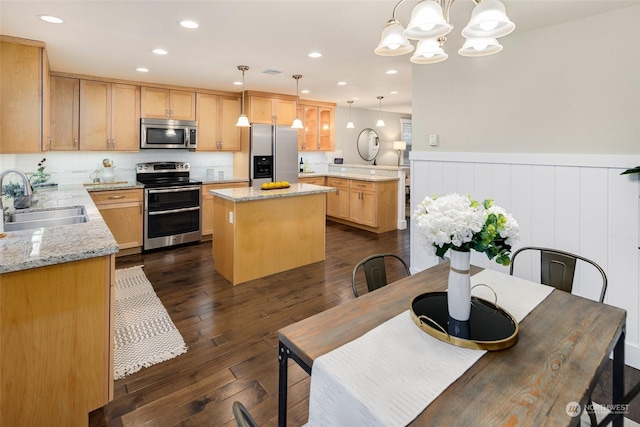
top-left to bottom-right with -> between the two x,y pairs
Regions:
298,103 -> 335,151
1,255 -> 114,426
298,176 -> 326,185
326,177 -> 350,220
196,93 -> 241,151
0,37 -> 49,153
201,182 -> 248,237
326,178 -> 397,233
50,75 -> 80,150
247,94 -> 295,125
141,87 -> 196,120
90,189 -> 143,251
80,80 -> 140,151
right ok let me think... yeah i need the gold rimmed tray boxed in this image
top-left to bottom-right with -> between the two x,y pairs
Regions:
410,292 -> 519,351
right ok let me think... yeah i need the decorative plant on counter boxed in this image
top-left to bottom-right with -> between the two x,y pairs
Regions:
29,158 -> 51,187
413,193 -> 520,266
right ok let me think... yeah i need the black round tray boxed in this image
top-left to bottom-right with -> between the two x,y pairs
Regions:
410,292 -> 518,351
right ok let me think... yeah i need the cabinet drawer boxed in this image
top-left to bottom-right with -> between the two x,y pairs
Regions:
350,180 -> 376,192
327,177 -> 349,188
299,177 -> 325,185
90,189 -> 143,204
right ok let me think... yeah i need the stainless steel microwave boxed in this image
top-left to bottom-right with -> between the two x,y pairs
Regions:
140,118 -> 197,150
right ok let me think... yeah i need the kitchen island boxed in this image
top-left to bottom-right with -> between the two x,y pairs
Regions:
210,183 -> 335,285
0,185 -> 118,426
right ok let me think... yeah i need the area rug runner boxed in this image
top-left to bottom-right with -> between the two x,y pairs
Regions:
114,266 -> 187,380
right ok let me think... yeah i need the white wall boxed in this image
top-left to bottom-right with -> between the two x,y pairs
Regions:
409,7 -> 640,368
411,6 -> 640,154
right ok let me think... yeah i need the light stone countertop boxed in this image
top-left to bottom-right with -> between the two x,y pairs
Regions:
199,177 -> 249,186
299,172 -> 399,182
210,183 -> 335,202
0,185 -> 119,274
83,181 -> 144,192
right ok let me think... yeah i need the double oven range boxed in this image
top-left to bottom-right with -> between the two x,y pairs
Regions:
136,162 -> 201,251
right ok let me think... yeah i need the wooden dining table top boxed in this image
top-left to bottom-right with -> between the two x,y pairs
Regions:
278,262 -> 627,426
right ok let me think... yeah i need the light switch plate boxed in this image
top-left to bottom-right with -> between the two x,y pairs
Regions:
429,134 -> 439,146
228,212 -> 233,224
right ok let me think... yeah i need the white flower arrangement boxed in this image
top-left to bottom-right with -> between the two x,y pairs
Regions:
413,193 -> 519,266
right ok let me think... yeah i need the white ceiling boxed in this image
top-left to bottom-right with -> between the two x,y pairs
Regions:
1,0 -> 638,114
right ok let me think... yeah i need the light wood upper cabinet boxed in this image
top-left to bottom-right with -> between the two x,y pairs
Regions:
141,87 -> 195,120
298,103 -> 335,151
0,38 -> 49,153
196,93 -> 241,151
80,80 -> 140,151
248,95 -> 295,125
50,76 -> 80,150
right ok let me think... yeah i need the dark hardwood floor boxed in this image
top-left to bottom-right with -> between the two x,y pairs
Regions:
92,220 -> 639,426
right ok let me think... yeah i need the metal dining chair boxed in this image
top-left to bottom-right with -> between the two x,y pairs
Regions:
232,401 -> 258,427
509,246 -> 607,303
509,246 -> 607,426
352,253 -> 410,297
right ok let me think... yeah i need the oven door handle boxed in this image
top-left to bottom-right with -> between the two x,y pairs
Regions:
148,206 -> 200,216
147,186 -> 201,194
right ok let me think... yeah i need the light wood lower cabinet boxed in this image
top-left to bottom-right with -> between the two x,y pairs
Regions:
201,182 -> 248,238
90,189 -> 143,251
327,178 -> 397,233
298,176 -> 326,185
0,255 -> 115,426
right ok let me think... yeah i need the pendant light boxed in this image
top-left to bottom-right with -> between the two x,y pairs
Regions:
235,65 -> 250,128
376,96 -> 385,127
291,74 -> 304,129
346,100 -> 355,129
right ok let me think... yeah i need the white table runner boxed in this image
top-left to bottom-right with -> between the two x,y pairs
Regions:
306,269 -> 554,427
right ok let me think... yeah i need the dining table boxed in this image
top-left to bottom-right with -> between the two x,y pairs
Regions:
277,261 -> 627,427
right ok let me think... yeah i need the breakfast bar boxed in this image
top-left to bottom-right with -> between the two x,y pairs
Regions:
210,183 -> 335,285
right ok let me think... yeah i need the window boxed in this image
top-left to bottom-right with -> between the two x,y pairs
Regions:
400,118 -> 412,166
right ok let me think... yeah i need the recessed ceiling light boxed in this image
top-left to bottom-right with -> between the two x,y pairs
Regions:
152,48 -> 168,55
136,67 -> 149,73
233,81 -> 242,86
179,20 -> 199,29
337,81 -> 347,86
308,52 -> 322,58
301,90 -> 310,94
39,15 -> 64,24
353,97 -> 360,100
386,69 -> 398,75
390,91 -> 398,94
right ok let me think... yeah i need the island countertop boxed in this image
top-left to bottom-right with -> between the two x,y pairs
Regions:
209,183 -> 335,202
0,185 -> 119,274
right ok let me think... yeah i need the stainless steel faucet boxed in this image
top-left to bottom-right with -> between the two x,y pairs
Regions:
0,169 -> 34,214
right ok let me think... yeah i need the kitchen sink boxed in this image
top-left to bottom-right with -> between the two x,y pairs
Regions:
4,206 -> 88,231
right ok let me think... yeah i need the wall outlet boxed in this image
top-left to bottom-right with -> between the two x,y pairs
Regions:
429,134 -> 439,146
228,211 -> 233,224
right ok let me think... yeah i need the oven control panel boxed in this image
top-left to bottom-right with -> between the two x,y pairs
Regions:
136,162 -> 191,173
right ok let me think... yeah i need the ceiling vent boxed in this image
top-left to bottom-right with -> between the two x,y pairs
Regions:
262,69 -> 282,75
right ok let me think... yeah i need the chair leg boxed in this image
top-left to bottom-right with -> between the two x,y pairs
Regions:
586,399 -> 598,427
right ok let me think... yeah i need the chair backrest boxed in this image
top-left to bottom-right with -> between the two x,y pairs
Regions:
232,401 -> 258,427
509,246 -> 607,303
352,253 -> 410,297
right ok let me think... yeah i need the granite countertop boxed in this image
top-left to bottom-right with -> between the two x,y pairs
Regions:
299,172 -> 399,182
0,185 -> 119,274
210,183 -> 335,202
83,181 -> 144,192
199,177 -> 249,185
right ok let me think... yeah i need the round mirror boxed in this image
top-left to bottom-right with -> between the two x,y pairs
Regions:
357,128 -> 380,161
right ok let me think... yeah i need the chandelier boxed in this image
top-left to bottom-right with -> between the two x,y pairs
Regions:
375,0 -> 515,64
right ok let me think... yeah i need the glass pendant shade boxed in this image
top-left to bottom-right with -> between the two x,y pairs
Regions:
235,114 -> 250,127
375,19 -> 414,56
410,38 -> 448,64
376,119 -> 386,127
462,0 -> 515,39
346,121 -> 355,129
346,100 -> 355,129
404,0 -> 453,40
458,37 -> 503,57
291,117 -> 304,129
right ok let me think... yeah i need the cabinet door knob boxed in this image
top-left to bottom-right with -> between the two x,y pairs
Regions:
112,139 -> 115,149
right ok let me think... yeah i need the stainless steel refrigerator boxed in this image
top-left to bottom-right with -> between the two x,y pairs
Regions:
249,124 -> 299,187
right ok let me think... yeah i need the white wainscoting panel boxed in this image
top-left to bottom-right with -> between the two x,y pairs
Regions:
410,152 -> 640,369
